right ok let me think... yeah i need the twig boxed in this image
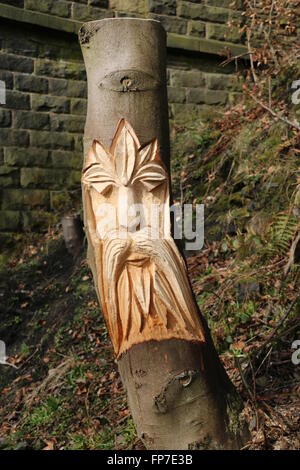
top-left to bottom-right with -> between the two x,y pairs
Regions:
258,294 -> 300,352
247,29 -> 258,83
20,347 -> 39,368
240,442 -> 252,450
268,1 -> 275,38
234,356 -> 254,400
220,50 -> 253,67
284,231 -> 300,275
279,321 -> 300,339
251,295 -> 299,375
249,358 -> 257,401
255,346 -> 272,376
85,383 -> 91,421
259,399 -> 295,432
263,0 -> 280,69
249,93 -> 300,131
0,361 -> 19,369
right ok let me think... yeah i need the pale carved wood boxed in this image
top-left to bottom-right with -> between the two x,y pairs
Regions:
82,119 -> 205,357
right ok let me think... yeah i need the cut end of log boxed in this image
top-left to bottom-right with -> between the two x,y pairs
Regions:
79,18 -> 166,47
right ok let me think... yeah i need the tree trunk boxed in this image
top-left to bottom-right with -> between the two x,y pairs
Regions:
79,18 -> 249,450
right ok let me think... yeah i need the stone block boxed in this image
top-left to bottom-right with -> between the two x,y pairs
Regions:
167,86 -> 186,103
187,20 -> 206,37
49,78 -> 87,98
167,32 -> 246,56
0,166 -> 19,176
170,69 -> 205,88
74,134 -> 83,152
72,3 -> 113,20
14,111 -> 50,130
21,167 -> 81,190
0,166 -> 19,188
30,130 -> 74,150
205,72 -> 241,91
206,22 -> 243,43
0,211 -> 21,231
51,150 -> 82,169
2,189 -> 49,210
3,37 -> 38,57
48,77 -> 70,96
50,115 -> 85,133
4,147 -> 50,167
109,0 -> 146,14
24,0 -> 71,18
0,109 -> 11,127
15,73 -> 49,93
147,0 -> 176,15
186,87 -> 228,105
114,10 -> 142,17
31,94 -> 70,113
70,98 -> 87,115
0,129 -> 29,146
0,0 -> 24,6
177,2 -> 230,23
0,70 -> 13,90
4,91 -> 30,110
36,40 -> 83,62
35,59 -> 86,81
89,0 -> 109,6
148,14 -> 187,34
206,0 -> 243,9
0,52 -> 34,73
21,167 -> 69,189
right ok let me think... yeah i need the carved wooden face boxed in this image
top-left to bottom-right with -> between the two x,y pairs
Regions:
82,119 -> 170,240
81,119 -> 205,357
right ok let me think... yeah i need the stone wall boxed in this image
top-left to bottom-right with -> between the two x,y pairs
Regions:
0,1 -> 247,240
0,1 -> 245,39
0,21 -> 86,237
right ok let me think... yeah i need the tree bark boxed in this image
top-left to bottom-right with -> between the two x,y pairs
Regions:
79,18 -> 249,450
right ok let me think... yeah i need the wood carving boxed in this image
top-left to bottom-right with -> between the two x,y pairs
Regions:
82,119 -> 205,357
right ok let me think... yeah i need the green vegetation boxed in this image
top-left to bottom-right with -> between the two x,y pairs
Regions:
0,234 -> 136,450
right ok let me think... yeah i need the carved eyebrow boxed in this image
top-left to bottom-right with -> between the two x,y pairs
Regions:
82,161 -> 100,173
98,69 -> 162,92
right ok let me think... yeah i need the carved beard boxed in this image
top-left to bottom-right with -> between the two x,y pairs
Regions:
101,228 -> 204,356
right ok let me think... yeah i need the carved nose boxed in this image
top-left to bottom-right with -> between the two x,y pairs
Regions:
118,185 -> 140,232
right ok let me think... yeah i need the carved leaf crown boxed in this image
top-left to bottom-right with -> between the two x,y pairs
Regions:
82,119 -> 168,195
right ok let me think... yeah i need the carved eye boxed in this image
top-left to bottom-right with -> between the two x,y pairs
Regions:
98,69 -> 161,92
